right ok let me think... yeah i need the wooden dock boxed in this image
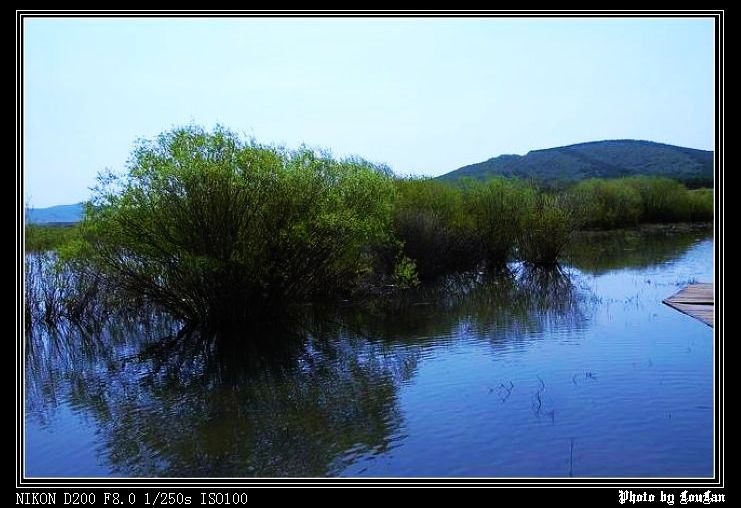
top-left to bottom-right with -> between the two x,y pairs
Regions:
663,283 -> 714,327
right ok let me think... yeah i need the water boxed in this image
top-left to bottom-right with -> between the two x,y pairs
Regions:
24,227 -> 715,477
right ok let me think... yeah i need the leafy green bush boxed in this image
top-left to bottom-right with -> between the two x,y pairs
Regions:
573,177 -> 713,228
686,188 -> 714,221
624,176 -> 689,223
392,178 -> 479,280
393,256 -> 420,288
519,193 -> 580,266
572,179 -> 643,229
73,126 -> 395,328
464,177 -> 535,267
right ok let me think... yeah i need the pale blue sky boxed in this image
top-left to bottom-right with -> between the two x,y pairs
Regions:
24,17 -> 715,207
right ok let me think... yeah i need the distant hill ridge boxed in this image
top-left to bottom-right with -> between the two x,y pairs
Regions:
438,139 -> 713,187
26,203 -> 83,224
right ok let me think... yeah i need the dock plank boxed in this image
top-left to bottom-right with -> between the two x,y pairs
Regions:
663,283 -> 714,327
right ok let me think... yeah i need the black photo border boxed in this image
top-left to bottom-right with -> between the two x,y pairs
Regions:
15,9 -> 724,499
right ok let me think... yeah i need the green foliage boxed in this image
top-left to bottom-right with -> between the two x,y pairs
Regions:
75,126 -> 395,328
464,177 -> 535,266
624,176 -> 690,223
391,176 -> 585,273
392,178 -> 479,281
572,179 -> 643,228
686,188 -> 714,221
573,177 -> 713,229
38,126 -> 714,333
25,224 -> 80,252
519,193 -> 580,266
393,256 -> 420,288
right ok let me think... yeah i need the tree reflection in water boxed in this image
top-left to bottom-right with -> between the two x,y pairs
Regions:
26,266 -> 589,477
341,265 -> 587,350
565,225 -> 712,275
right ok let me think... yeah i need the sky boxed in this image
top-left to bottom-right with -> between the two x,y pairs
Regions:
23,17 -> 715,207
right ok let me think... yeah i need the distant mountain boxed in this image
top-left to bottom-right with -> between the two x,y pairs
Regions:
26,203 -> 83,224
438,140 -> 714,187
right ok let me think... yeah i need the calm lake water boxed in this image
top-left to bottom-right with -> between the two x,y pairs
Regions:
24,227 -> 714,478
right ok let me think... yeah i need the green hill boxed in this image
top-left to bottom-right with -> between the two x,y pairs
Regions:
26,203 -> 83,224
438,140 -> 713,187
